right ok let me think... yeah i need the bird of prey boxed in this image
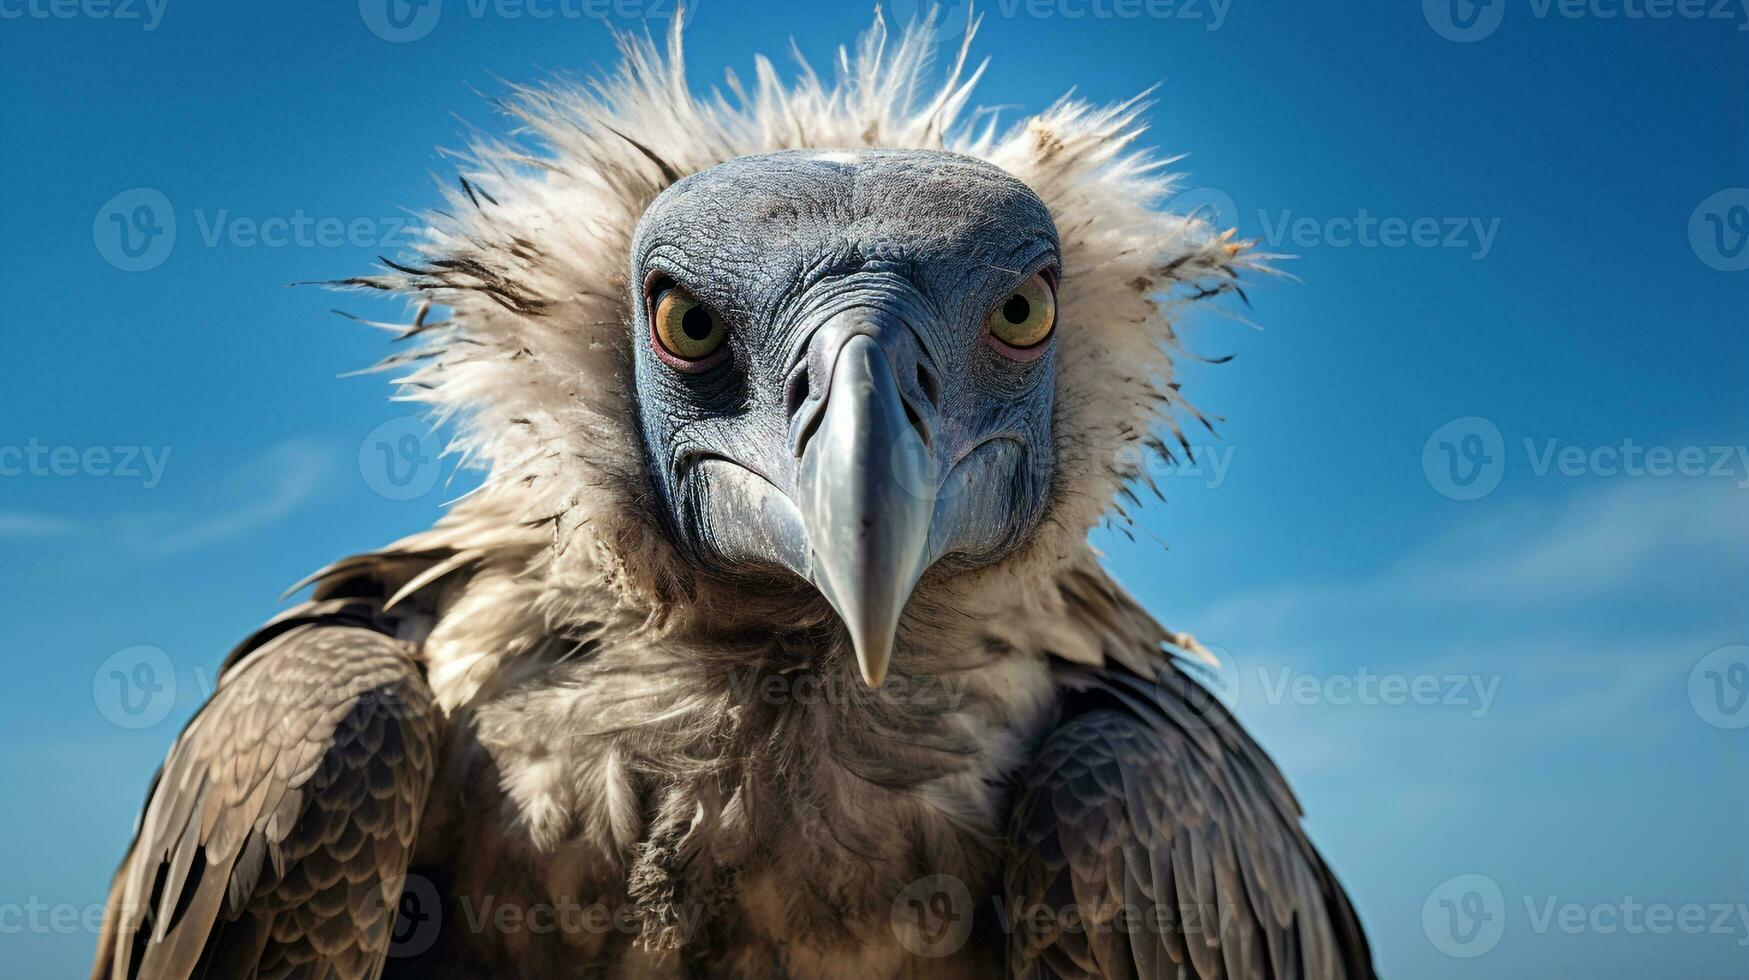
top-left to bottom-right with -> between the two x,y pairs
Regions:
94,14 -> 1374,980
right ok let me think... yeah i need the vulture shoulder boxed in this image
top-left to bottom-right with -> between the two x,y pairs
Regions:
93,551 -> 450,980
1003,572 -> 1376,979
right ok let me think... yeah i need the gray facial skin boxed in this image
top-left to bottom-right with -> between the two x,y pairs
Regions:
629,149 -> 1059,686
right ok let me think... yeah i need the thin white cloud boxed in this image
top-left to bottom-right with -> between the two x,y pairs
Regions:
1,440 -> 335,551
1196,478 -> 1749,637
112,440 -> 336,555
1185,478 -> 1748,779
1415,479 -> 1749,603
0,512 -> 82,538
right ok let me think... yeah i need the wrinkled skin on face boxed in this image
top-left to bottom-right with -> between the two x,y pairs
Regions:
629,149 -> 1059,684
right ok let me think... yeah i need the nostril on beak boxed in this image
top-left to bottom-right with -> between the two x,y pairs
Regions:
786,358 -> 825,459
906,360 -> 940,449
900,397 -> 930,449
788,328 -> 940,460
785,363 -> 811,420
914,360 -> 939,409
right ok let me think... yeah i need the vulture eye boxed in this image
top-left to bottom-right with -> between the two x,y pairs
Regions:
651,281 -> 728,367
986,271 -> 1056,355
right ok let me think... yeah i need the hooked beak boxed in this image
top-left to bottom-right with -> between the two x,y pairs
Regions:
796,335 -> 935,687
683,310 -> 1028,688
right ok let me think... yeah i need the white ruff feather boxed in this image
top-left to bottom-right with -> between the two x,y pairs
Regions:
346,12 -> 1256,619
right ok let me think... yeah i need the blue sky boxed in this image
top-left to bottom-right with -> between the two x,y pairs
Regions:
1,1 -> 1744,975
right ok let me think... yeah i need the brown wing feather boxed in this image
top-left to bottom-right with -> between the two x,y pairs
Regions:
1004,571 -> 1374,979
92,625 -> 441,980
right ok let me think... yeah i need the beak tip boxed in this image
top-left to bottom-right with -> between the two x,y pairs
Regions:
847,626 -> 893,688
858,658 -> 889,689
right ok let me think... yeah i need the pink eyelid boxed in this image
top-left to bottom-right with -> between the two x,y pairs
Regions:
649,327 -> 728,372
646,276 -> 729,373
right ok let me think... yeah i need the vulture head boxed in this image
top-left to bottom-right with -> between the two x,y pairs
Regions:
348,13 -> 1254,696
96,20 -> 1383,980
631,150 -> 1059,685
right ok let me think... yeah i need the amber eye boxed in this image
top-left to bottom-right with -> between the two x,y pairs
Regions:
651,283 -> 727,364
986,272 -> 1056,352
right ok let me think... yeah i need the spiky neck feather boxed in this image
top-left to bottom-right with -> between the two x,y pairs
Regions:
341,12 -> 1254,634
332,24 -> 1249,952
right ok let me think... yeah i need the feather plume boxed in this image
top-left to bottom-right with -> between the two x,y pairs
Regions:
337,10 -> 1258,613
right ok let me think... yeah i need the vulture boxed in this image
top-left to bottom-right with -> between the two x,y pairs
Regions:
93,14 -> 1375,980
